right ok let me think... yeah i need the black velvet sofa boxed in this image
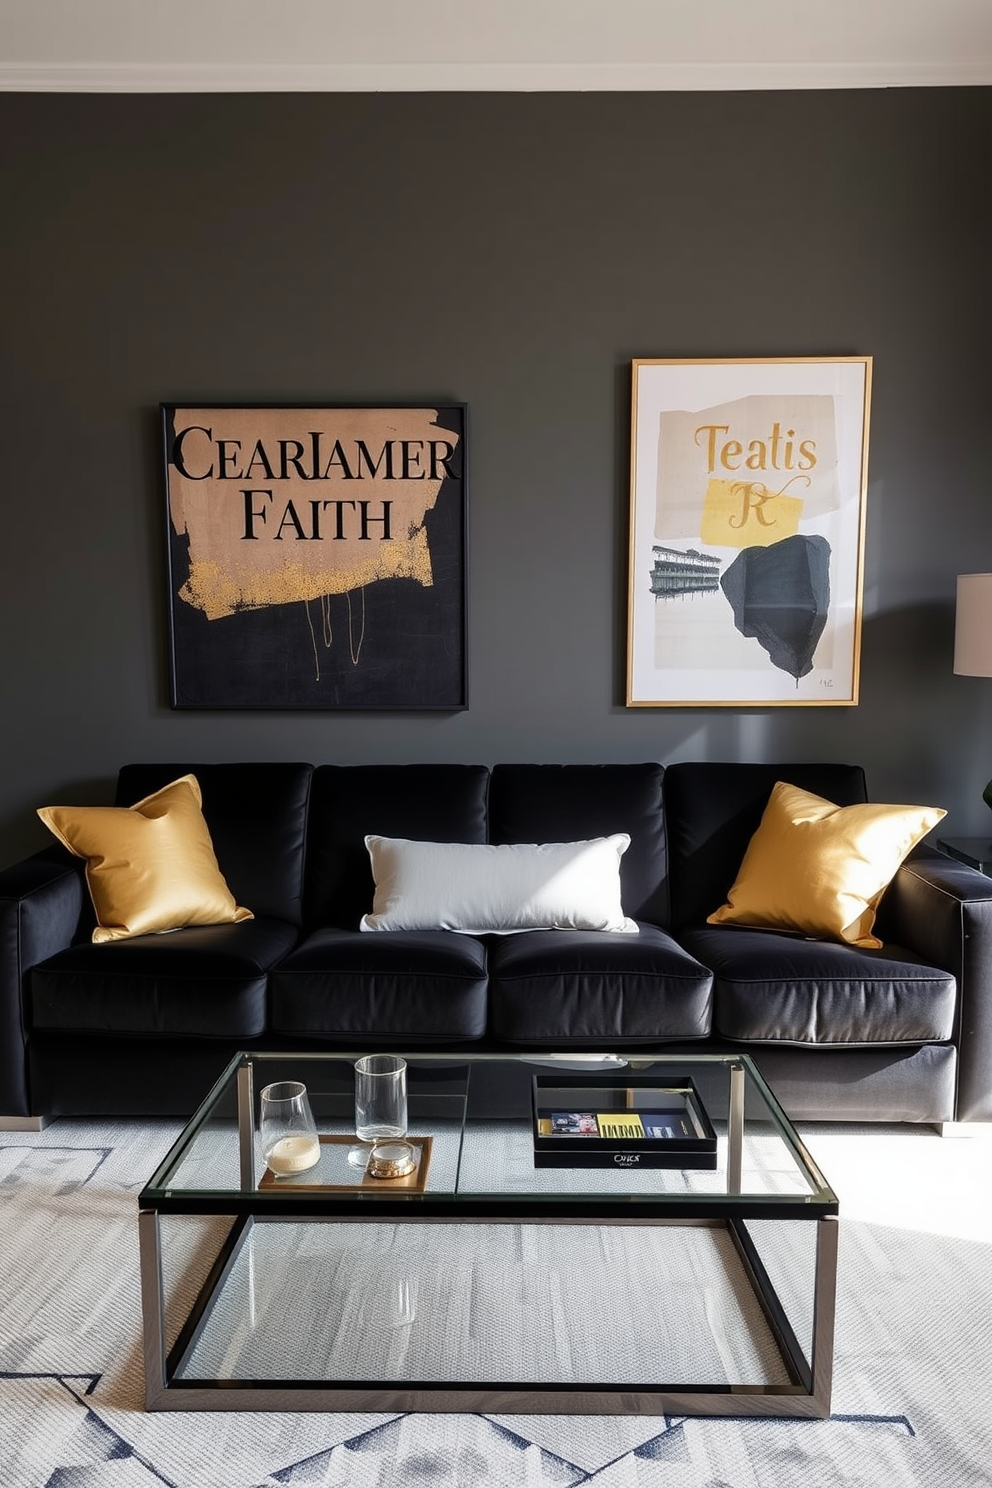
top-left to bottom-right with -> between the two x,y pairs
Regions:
2,759 -> 990,1127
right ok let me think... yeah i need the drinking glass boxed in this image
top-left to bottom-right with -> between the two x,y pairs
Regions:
259,1080 -> 321,1175
354,1054 -> 408,1141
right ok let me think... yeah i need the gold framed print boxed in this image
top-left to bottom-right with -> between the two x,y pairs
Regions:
626,357 -> 872,707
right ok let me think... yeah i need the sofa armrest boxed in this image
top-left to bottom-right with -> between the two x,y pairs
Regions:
0,850 -> 85,1117
877,850 -> 992,1122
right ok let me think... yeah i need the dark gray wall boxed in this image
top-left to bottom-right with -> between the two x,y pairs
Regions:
2,88 -> 990,862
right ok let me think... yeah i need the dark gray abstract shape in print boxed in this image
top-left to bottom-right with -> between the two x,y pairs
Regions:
721,533 -> 831,680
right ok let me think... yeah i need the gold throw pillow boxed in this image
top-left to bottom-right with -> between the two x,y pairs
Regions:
37,774 -> 253,943
706,780 -> 945,948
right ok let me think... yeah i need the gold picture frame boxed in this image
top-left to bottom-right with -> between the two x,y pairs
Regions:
626,357 -> 872,707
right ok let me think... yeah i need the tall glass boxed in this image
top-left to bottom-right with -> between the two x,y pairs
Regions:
354,1054 -> 408,1142
259,1080 -> 321,1175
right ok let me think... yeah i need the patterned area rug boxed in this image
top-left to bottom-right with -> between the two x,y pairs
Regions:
1,1119 -> 990,1487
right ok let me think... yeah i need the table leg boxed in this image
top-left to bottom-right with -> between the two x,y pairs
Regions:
238,1061 -> 254,1191
138,1209 -> 167,1409
810,1213 -> 839,1416
727,1060 -> 744,1193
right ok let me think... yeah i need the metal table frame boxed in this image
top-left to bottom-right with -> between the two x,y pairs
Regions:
139,1052 -> 838,1417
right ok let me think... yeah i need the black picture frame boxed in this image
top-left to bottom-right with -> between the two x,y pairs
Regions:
161,402 -> 467,710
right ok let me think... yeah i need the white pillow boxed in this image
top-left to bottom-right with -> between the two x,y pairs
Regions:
360,835 -> 639,934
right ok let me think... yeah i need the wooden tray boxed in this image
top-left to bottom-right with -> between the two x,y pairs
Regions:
259,1133 -> 433,1193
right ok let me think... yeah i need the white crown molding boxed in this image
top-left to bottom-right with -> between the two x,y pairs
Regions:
2,60 -> 991,92
3,0 -> 990,92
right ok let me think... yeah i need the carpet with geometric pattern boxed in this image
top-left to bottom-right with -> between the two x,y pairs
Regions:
1,1119 -> 990,1487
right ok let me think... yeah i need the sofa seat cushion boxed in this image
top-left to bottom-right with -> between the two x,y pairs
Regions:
29,918 -> 299,1038
487,924 -> 713,1043
680,924 -> 955,1045
271,929 -> 488,1041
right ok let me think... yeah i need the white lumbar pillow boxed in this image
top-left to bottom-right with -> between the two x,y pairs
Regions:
360,835 -> 639,934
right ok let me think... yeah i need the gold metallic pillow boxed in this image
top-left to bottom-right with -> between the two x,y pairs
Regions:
37,774 -> 253,944
706,781 -> 945,949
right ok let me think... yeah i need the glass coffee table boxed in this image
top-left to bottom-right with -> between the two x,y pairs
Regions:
139,1050 -> 838,1416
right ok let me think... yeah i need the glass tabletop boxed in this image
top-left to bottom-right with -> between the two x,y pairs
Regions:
141,1050 -> 837,1217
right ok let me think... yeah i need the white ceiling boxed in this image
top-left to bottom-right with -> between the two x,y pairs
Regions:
2,0 -> 991,92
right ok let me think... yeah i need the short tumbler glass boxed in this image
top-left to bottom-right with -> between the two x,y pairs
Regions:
354,1054 -> 408,1142
259,1080 -> 321,1175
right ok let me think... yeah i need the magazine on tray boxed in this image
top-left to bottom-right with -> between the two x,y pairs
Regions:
531,1073 -> 718,1170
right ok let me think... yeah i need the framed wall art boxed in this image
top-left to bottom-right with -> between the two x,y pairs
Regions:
626,357 -> 872,707
162,403 -> 467,710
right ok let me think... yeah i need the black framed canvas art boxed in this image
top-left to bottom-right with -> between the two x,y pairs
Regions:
162,403 -> 467,709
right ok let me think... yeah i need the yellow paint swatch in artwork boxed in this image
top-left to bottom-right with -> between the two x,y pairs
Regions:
699,478 -> 804,550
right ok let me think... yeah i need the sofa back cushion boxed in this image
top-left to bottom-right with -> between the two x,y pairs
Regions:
663,761 -> 869,930
115,763 -> 312,926
304,764 -> 490,930
487,763 -> 668,926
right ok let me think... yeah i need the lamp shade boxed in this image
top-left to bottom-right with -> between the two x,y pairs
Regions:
954,573 -> 992,677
